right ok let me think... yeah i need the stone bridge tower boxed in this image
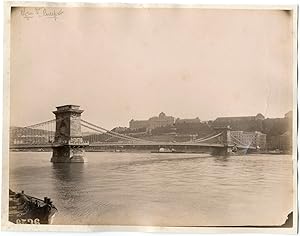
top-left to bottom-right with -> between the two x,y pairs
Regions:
212,126 -> 232,156
51,105 -> 88,163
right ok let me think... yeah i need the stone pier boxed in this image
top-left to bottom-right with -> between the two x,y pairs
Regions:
211,126 -> 232,156
51,105 -> 88,163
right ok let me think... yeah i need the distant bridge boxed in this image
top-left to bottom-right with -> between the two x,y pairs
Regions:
10,105 -> 256,163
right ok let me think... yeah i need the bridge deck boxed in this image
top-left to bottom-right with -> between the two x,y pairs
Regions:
9,142 -> 256,150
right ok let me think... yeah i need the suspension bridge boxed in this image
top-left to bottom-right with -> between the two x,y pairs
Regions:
9,105 -> 256,162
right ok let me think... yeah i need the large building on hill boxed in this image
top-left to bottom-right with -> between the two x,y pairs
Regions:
175,117 -> 201,124
128,120 -> 149,130
212,113 -> 265,131
129,112 -> 175,130
264,111 -> 292,152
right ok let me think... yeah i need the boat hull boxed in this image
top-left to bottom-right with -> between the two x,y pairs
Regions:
9,189 -> 58,224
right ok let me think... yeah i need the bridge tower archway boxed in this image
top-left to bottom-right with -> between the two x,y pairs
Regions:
51,105 -> 88,163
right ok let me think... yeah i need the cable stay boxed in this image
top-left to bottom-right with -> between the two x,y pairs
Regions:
194,132 -> 223,143
193,133 -> 217,142
104,136 -> 118,142
24,119 -> 56,129
81,123 -> 150,143
81,123 -> 151,143
82,123 -> 153,143
230,134 -> 254,148
81,119 -> 148,142
81,119 -> 154,143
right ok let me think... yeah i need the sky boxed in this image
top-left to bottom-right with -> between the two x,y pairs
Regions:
10,7 -> 294,129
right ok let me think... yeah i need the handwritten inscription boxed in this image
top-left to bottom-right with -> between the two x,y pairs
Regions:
20,8 -> 64,21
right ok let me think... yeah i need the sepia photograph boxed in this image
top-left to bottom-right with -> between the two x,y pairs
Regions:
2,2 -> 298,233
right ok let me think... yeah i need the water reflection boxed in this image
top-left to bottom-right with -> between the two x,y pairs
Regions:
51,163 -> 85,182
212,155 -> 229,163
50,163 -> 88,219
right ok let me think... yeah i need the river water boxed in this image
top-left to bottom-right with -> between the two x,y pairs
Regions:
9,152 -> 293,226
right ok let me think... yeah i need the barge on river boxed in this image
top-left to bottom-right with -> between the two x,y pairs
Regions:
9,189 -> 58,224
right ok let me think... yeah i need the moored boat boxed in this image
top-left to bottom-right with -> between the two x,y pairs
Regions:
151,147 -> 185,153
267,149 -> 284,155
9,189 -> 58,224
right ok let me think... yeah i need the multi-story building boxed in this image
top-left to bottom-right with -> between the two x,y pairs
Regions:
230,130 -> 266,149
213,113 -> 265,131
148,112 -> 175,129
129,112 -> 175,130
267,131 -> 292,152
175,117 -> 201,124
129,120 -> 149,130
